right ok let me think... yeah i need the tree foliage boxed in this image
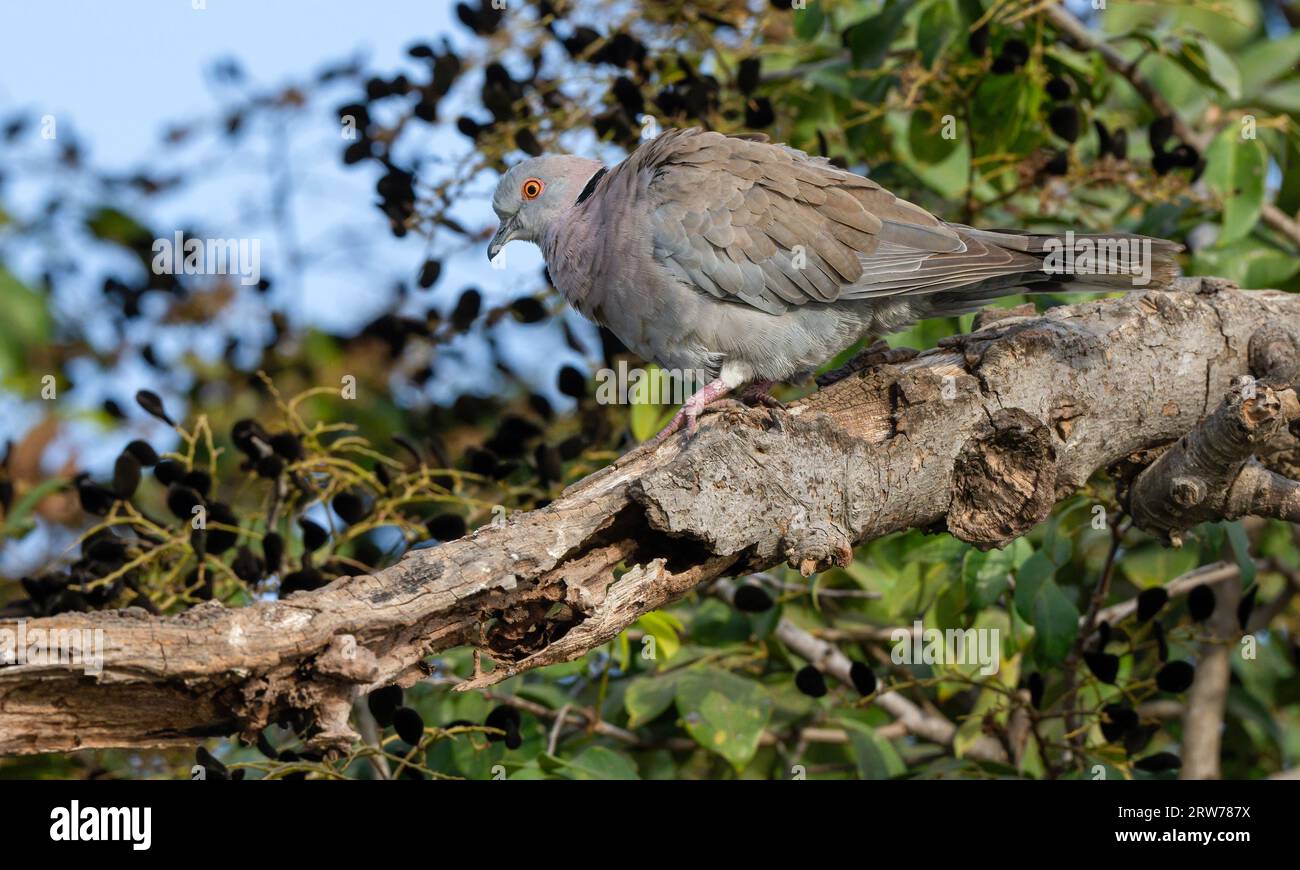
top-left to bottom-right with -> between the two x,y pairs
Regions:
1,0 -> 1298,780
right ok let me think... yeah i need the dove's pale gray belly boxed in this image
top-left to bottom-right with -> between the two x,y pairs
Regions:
565,253 -> 914,382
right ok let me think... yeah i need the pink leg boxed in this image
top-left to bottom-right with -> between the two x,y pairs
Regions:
647,377 -> 736,446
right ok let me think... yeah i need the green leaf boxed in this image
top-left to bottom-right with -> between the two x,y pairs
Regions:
1172,37 -> 1242,100
907,110 -> 960,165
891,113 -> 971,195
793,2 -> 825,41
1236,30 -> 1300,95
1042,524 -> 1074,568
675,668 -> 773,770
507,765 -> 551,780
450,729 -> 505,778
970,74 -> 1035,153
635,610 -> 683,661
1197,38 -> 1243,100
954,652 -> 1018,757
962,538 -> 1031,611
806,61 -> 856,100
843,0 -> 910,69
1013,553 -> 1078,662
0,477 -> 66,539
1278,135 -> 1300,216
1119,544 -> 1200,589
1258,79 -> 1300,114
84,206 -> 153,248
933,574 -> 969,631
840,720 -> 905,779
1012,551 -> 1054,619
625,673 -> 680,729
1223,521 -> 1256,587
514,682 -> 574,711
613,629 -> 631,671
1030,578 -> 1077,662
1203,127 -> 1267,244
1189,239 -> 1300,289
553,746 -> 640,780
905,532 -> 968,565
917,0 -> 959,68
628,364 -> 676,442
0,268 -> 54,377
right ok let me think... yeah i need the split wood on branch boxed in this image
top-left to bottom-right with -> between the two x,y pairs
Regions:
2,278 -> 1299,757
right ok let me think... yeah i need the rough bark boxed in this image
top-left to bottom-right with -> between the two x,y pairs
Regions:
2,278 -> 1298,756
1128,374 -> 1300,540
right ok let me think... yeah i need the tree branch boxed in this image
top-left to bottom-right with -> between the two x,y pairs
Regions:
1179,564 -> 1241,781
2,279 -> 1299,756
1128,377 -> 1300,543
712,578 -> 1008,763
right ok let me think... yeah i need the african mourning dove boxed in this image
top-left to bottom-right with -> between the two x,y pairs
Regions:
489,128 -> 1180,443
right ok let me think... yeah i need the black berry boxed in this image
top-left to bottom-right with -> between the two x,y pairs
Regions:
368,684 -> 404,727
1187,584 -> 1215,622
1156,660 -> 1194,693
393,706 -> 425,745
849,661 -> 877,696
1100,703 -> 1137,742
732,583 -> 773,613
1137,587 -> 1168,623
795,665 -> 828,698
1083,652 -> 1120,684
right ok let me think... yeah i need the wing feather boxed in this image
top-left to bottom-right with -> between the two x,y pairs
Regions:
619,128 -> 1043,314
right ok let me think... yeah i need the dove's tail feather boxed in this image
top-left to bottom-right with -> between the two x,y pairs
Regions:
959,226 -> 1182,288
913,226 -> 1182,319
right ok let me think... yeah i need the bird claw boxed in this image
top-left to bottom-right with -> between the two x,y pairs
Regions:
610,377 -> 780,468
743,379 -> 780,410
684,398 -> 744,437
701,397 -> 749,415
649,409 -> 688,447
816,340 -> 918,387
684,408 -> 700,439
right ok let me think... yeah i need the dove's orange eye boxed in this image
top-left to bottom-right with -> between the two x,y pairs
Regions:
521,178 -> 544,200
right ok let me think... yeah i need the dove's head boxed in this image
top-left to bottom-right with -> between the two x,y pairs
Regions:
488,155 -> 604,260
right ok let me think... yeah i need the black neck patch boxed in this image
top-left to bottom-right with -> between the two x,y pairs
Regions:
575,167 -> 607,205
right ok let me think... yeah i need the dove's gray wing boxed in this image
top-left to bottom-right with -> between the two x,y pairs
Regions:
624,128 -> 1048,317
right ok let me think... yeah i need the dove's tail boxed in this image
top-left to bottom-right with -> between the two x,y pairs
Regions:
915,226 -> 1182,319
961,226 -> 1182,289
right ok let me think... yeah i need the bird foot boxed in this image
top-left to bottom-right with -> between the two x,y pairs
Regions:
666,378 -> 738,440
606,378 -> 790,472
738,380 -> 786,410
607,377 -> 737,472
694,397 -> 752,424
816,340 -> 918,387
734,381 -> 786,432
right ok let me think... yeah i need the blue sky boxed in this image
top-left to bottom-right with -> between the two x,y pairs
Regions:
0,1 -> 595,575
4,1 -> 463,165
0,0 -> 541,328
0,1 -> 581,409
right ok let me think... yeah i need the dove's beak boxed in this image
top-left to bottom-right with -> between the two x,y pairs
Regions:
487,216 -> 517,261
